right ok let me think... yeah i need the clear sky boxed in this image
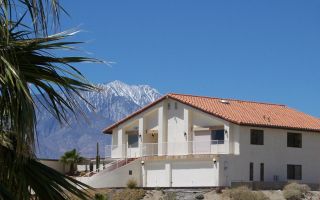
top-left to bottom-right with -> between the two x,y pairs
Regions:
60,1 -> 320,117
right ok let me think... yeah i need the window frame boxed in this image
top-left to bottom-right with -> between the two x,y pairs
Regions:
287,132 -> 302,148
127,132 -> 139,148
211,129 -> 225,144
287,164 -> 302,180
250,129 -> 264,145
260,163 -> 264,181
249,162 -> 254,181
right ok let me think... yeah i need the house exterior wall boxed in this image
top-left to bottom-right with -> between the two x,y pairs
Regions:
219,125 -> 320,186
105,99 -> 320,188
110,99 -> 230,158
167,101 -> 187,154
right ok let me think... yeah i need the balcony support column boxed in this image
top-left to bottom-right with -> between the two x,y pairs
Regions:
158,103 -> 167,155
118,128 -> 126,158
224,124 -> 230,154
184,108 -> 192,154
141,162 -> 146,187
139,117 -> 145,157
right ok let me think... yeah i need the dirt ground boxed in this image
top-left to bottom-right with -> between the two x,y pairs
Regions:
90,188 -> 320,200
142,189 -> 320,200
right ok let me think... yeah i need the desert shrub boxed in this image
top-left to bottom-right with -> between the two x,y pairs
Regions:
284,183 -> 310,194
126,178 -> 138,189
283,183 -> 310,200
216,187 -> 223,194
112,189 -> 145,200
195,193 -> 204,199
254,191 -> 270,200
93,193 -> 108,200
160,191 -> 177,200
164,192 -> 177,200
223,186 -> 270,200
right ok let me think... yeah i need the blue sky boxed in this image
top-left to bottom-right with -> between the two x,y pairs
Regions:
61,1 -> 320,117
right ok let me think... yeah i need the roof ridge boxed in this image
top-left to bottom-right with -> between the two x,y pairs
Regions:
167,93 -> 286,107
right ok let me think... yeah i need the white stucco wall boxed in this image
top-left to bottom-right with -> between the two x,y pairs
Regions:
167,101 -> 187,155
39,159 -> 67,174
220,126 -> 320,186
81,159 -> 141,188
145,110 -> 159,130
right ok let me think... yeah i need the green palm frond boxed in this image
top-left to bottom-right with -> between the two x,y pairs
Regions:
0,183 -> 13,200
0,29 -> 100,152
1,0 -> 67,35
0,1 -> 103,199
1,146 -> 92,200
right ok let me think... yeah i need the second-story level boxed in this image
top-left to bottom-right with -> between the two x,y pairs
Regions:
103,93 -> 320,159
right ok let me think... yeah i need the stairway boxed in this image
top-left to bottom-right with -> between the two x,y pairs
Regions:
78,157 -> 139,188
94,158 -> 137,176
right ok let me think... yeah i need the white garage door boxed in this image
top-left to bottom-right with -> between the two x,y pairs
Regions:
172,161 -> 218,187
146,162 -> 168,187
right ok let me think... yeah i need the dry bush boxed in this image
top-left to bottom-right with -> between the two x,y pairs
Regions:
93,193 -> 108,200
160,191 -> 177,200
222,186 -> 270,200
126,178 -> 138,189
112,189 -> 145,200
195,193 -> 205,199
254,191 -> 270,200
283,182 -> 310,200
216,187 -> 223,194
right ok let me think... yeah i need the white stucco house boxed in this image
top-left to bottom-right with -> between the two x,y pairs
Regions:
85,93 -> 320,188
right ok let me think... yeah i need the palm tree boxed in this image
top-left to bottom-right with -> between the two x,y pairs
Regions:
60,149 -> 84,175
0,1 -> 102,199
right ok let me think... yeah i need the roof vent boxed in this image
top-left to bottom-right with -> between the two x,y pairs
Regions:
219,99 -> 230,104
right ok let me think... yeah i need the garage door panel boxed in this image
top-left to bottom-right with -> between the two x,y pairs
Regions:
146,163 -> 168,187
172,161 -> 217,187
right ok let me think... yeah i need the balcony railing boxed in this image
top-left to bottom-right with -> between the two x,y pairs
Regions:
105,140 -> 228,159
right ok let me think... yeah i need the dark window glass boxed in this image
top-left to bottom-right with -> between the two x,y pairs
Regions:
250,162 -> 254,181
287,133 -> 302,148
129,170 -> 132,175
89,163 -> 93,172
287,165 -> 302,180
250,129 -> 264,145
211,129 -> 224,144
128,134 -> 138,148
260,163 -> 264,181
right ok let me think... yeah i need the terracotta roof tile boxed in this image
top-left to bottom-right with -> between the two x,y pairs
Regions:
103,93 -> 320,133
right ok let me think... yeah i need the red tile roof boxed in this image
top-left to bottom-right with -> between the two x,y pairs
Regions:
103,93 -> 320,133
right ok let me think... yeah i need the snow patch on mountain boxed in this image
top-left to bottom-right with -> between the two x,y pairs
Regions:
36,80 -> 161,159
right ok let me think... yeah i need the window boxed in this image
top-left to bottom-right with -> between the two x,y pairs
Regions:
128,134 -> 138,148
287,132 -> 302,148
167,102 -> 171,110
260,163 -> 264,181
129,170 -> 132,175
174,102 -> 178,109
249,162 -> 254,181
250,129 -> 264,145
287,165 -> 302,180
211,129 -> 224,144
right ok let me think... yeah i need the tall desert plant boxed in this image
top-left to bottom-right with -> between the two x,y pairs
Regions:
0,0 -> 102,199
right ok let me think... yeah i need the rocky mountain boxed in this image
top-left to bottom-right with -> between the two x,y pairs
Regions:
35,80 -> 162,159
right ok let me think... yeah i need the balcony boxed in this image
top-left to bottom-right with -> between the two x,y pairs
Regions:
105,140 -> 229,158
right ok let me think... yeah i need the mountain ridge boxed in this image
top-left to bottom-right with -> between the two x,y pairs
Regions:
36,80 -> 162,159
